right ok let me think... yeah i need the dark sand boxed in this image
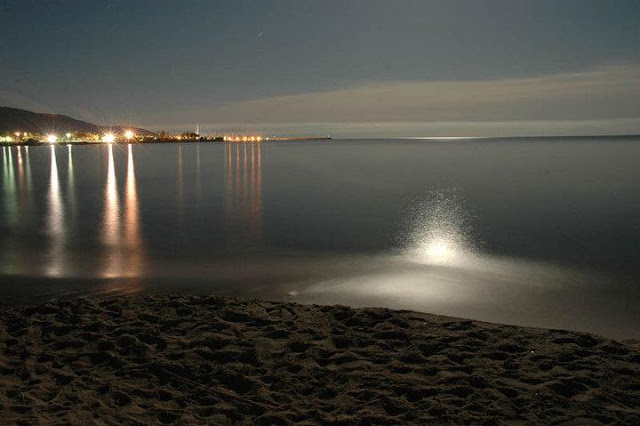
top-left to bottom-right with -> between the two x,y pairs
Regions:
0,295 -> 639,424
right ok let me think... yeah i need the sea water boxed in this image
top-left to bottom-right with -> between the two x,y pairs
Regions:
1,137 -> 639,338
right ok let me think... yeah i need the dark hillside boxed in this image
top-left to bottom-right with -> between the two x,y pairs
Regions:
0,106 -> 153,135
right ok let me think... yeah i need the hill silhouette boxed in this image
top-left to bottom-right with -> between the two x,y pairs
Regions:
0,106 -> 154,136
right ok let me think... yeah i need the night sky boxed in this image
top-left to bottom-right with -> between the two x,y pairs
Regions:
1,0 -> 639,135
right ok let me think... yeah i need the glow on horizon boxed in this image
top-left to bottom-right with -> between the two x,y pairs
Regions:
46,134 -> 58,143
404,136 -> 485,140
102,133 -> 115,143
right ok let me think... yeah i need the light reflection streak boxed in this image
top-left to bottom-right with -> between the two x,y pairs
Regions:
15,146 -> 33,228
256,143 -> 263,220
1,148 -> 17,225
124,144 -> 144,278
5,147 -> 17,227
16,146 -> 24,189
177,145 -> 184,223
46,145 -> 65,276
235,142 -> 240,209
24,146 -> 32,192
226,144 -> 233,213
195,144 -> 201,204
24,146 -> 34,216
0,148 -> 18,274
251,144 -> 255,219
99,144 -> 146,283
243,144 -> 248,205
101,144 -> 121,277
225,142 -> 263,250
67,145 -> 76,219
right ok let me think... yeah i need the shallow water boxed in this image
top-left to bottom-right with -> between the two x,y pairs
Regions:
1,138 -> 639,338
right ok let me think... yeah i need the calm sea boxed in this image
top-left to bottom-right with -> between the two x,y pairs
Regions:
1,137 -> 639,338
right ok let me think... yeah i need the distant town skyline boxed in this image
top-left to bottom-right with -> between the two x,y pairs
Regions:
1,0 -> 639,136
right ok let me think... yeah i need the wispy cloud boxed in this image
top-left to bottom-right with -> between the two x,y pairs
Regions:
206,65 -> 640,124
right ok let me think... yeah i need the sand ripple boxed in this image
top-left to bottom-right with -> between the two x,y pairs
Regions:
1,295 -> 639,424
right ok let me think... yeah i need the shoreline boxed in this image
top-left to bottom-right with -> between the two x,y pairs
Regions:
0,136 -> 333,147
1,294 -> 638,424
2,134 -> 639,148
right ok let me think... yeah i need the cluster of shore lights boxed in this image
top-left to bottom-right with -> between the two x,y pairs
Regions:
223,135 -> 263,142
101,130 -> 136,143
44,130 -> 136,144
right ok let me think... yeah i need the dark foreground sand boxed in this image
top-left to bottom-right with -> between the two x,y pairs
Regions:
0,295 -> 639,425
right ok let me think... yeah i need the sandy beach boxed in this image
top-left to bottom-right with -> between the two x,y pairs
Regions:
0,294 -> 639,424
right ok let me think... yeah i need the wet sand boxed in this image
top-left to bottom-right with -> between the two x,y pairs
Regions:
1,294 -> 639,424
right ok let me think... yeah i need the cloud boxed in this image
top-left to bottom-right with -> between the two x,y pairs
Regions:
206,65 -> 640,124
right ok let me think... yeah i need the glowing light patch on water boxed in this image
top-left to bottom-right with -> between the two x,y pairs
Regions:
405,190 -> 475,266
419,238 -> 459,264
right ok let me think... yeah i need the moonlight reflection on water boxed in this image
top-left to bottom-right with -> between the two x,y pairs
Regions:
406,190 -> 476,266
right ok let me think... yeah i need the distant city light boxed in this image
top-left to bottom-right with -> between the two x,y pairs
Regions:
14,132 -> 21,137
47,134 -> 58,143
65,132 -> 72,138
223,134 -> 264,142
124,130 -> 134,140
102,133 -> 115,143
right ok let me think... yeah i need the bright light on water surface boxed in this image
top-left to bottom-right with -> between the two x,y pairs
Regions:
406,190 -> 475,266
